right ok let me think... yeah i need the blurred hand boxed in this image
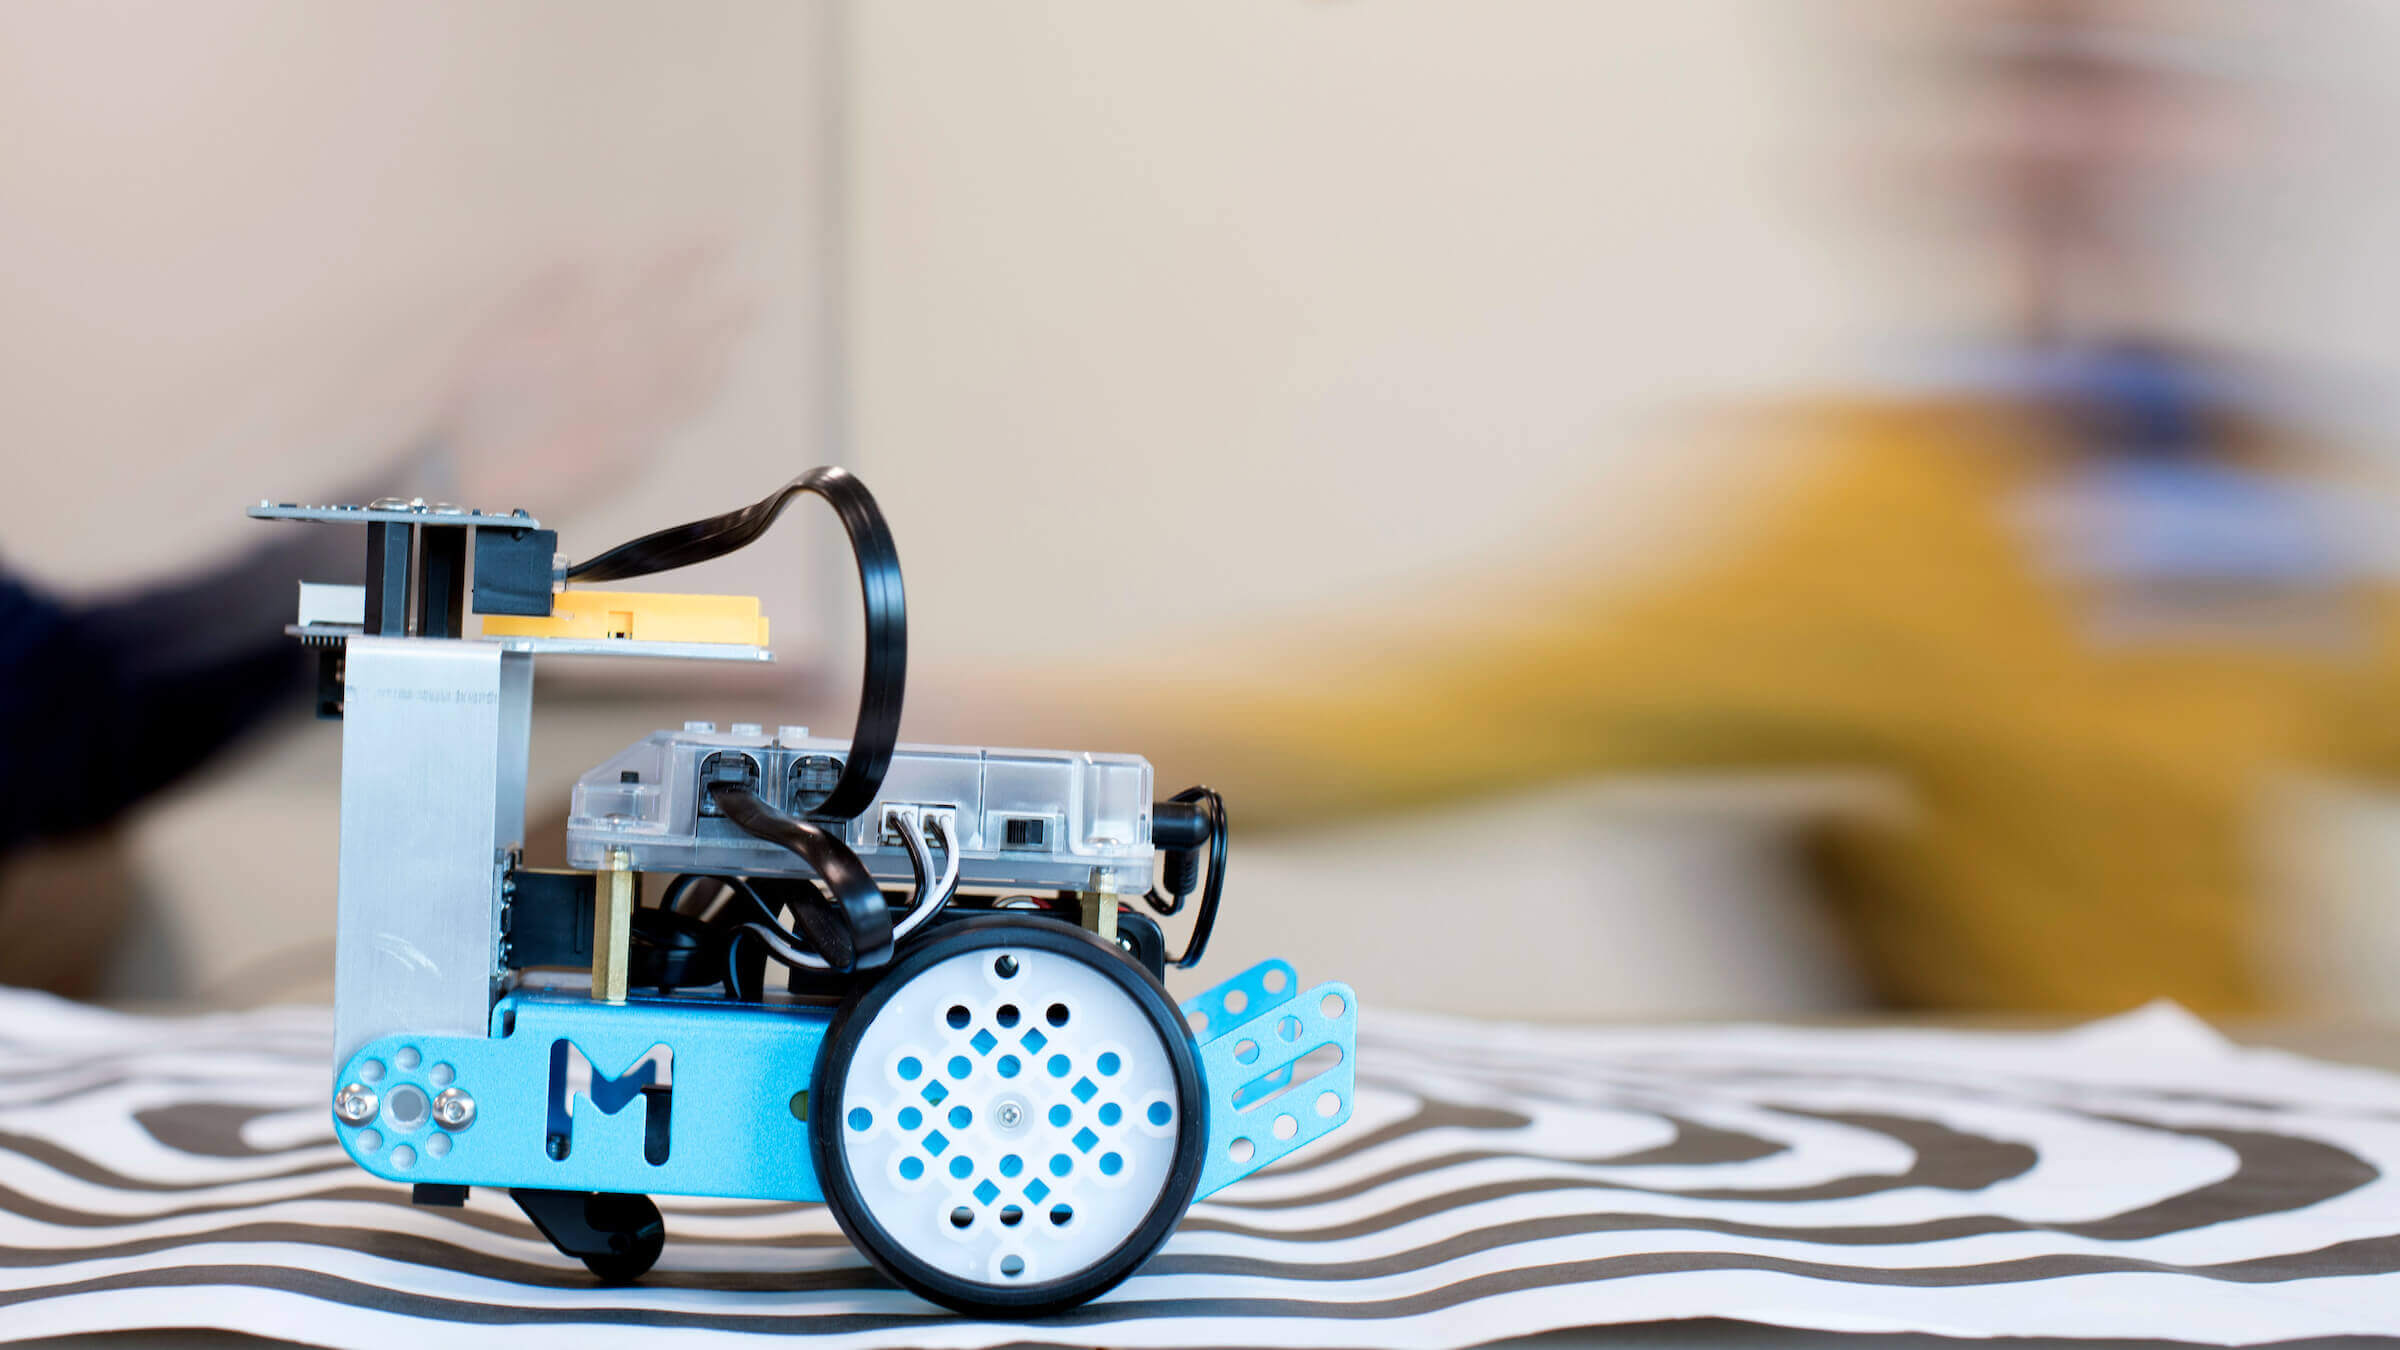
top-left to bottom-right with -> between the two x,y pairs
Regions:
433,247 -> 751,516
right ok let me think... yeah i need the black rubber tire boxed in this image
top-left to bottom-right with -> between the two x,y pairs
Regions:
810,915 -> 1206,1317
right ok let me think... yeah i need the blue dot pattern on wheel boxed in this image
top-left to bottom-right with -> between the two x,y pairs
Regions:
837,945 -> 1190,1285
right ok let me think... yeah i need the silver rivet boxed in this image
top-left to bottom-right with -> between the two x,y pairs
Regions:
334,1083 -> 379,1125
432,1087 -> 477,1130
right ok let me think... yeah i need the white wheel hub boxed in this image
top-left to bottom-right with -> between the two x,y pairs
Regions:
834,941 -> 1185,1287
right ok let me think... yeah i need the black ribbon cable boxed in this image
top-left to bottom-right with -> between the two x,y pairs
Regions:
708,782 -> 893,973
568,466 -> 905,823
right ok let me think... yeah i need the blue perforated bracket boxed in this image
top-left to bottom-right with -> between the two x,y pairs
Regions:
1182,961 -> 1358,1199
1183,957 -> 1297,1044
331,991 -> 831,1202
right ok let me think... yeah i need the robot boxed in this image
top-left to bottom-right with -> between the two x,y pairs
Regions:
250,468 -> 1357,1315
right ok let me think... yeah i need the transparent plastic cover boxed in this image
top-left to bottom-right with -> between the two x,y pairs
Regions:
566,727 -> 1156,895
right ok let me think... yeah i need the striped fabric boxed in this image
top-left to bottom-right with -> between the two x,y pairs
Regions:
0,992 -> 2393,1346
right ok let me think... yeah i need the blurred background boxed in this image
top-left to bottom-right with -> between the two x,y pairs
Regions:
12,0 -> 2400,1024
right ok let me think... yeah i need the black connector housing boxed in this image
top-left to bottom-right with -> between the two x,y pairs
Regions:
472,526 -> 558,617
503,868 -> 596,969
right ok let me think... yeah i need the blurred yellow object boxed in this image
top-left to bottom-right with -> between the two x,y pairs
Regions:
480,589 -> 768,647
1094,400 -> 2400,1015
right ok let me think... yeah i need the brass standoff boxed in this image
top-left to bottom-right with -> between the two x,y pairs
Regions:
593,847 -> 636,1003
1076,890 -> 1121,947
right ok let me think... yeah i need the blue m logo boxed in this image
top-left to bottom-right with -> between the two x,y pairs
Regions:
546,1040 -> 673,1165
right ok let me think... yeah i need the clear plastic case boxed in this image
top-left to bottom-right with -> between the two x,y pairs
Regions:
566,726 -> 1157,895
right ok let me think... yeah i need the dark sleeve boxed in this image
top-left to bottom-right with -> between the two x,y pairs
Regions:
0,524 -> 359,852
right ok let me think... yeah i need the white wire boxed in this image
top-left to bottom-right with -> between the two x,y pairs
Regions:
890,811 -> 960,942
746,810 -> 958,975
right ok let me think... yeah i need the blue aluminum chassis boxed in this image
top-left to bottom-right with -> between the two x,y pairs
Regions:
334,958 -> 1356,1205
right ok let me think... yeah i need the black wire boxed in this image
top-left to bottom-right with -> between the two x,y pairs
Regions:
708,781 -> 892,973
711,872 -> 801,929
659,873 -> 714,916
1144,785 -> 1227,970
723,925 -> 758,1002
566,466 -> 905,823
710,877 -> 818,999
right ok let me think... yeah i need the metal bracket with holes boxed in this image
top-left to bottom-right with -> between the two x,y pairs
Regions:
333,992 -> 830,1202
1182,959 -> 1359,1199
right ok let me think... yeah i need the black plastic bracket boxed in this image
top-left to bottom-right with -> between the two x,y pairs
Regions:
473,526 -> 559,617
313,647 -> 345,721
411,1183 -> 469,1207
417,524 -> 468,638
509,1188 -> 665,1284
363,521 -> 412,636
503,869 -> 596,970
1115,908 -> 1168,980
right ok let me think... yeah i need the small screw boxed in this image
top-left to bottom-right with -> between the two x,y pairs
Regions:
432,1087 -> 476,1130
334,1083 -> 379,1126
997,1102 -> 1024,1129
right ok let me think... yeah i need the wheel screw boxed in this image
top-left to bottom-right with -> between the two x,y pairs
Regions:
334,1083 -> 379,1126
432,1087 -> 477,1130
997,1102 -> 1024,1129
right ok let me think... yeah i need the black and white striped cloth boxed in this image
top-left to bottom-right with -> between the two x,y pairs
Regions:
0,991 -> 2394,1346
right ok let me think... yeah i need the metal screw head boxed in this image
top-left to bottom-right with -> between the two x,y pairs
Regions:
432,1087 -> 477,1130
334,1083 -> 379,1126
995,1099 -> 1026,1130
